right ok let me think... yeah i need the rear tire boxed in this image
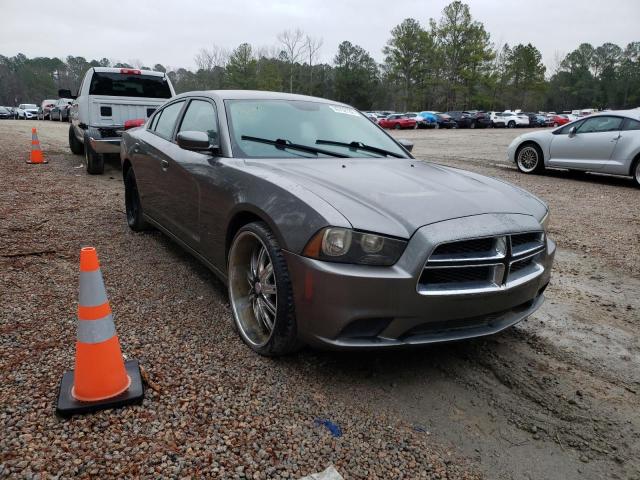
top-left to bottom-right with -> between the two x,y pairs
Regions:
633,158 -> 640,188
84,133 -> 104,175
394,123 -> 401,130
516,143 -> 545,174
124,168 -> 151,231
228,222 -> 301,356
69,126 -> 84,155
508,121 -> 516,128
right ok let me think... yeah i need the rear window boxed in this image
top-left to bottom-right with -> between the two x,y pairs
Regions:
89,72 -> 172,98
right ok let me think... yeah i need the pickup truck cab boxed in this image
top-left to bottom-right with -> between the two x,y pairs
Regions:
63,67 -> 175,174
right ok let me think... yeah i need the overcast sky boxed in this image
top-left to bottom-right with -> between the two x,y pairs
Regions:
2,0 -> 638,72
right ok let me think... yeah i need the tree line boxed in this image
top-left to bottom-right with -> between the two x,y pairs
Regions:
1,1 -> 638,113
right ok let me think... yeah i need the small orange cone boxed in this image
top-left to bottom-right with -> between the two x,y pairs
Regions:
27,128 -> 47,164
56,247 -> 143,416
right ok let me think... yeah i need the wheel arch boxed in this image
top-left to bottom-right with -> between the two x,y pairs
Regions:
516,140 -> 546,165
225,208 -> 286,262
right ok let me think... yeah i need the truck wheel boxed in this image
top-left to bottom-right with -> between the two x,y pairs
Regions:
69,126 -> 84,155
124,168 -> 151,231
84,133 -> 104,175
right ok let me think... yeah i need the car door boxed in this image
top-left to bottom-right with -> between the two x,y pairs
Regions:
161,98 -> 221,250
548,116 -> 624,171
135,100 -> 186,226
608,117 -> 640,175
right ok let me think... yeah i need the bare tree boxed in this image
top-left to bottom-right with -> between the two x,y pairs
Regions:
305,35 -> 323,94
195,46 -> 229,71
277,28 -> 306,92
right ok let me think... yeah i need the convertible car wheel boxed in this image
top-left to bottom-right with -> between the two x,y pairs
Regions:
634,160 -> 640,188
124,168 -> 150,231
516,144 -> 544,174
228,222 -> 299,356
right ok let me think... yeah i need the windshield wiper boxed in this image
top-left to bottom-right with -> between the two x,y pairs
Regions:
241,135 -> 348,158
315,139 -> 404,158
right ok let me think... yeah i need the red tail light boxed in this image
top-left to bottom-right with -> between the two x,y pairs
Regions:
124,118 -> 145,130
120,68 -> 141,75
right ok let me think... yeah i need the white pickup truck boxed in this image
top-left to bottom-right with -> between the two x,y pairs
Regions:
63,67 -> 175,174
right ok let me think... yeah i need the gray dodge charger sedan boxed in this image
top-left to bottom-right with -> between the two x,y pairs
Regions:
120,90 -> 555,355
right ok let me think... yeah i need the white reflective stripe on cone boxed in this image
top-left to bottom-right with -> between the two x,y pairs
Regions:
78,270 -> 109,307
77,314 -> 116,344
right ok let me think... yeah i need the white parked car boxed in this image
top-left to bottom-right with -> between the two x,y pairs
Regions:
62,67 -> 175,174
507,110 -> 640,187
501,111 -> 530,128
488,111 -> 506,127
16,103 -> 39,120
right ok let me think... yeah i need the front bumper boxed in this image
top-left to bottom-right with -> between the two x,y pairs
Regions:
285,213 -> 555,350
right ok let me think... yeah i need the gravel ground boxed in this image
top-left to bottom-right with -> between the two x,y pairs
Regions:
0,120 -> 478,479
1,120 -> 639,480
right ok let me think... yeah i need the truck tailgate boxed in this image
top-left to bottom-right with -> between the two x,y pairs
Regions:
88,96 -> 165,127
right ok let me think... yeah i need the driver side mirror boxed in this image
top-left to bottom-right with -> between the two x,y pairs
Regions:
177,131 -> 218,153
397,138 -> 414,152
58,89 -> 76,100
568,126 -> 577,137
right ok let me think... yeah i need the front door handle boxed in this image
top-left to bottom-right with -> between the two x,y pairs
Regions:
161,159 -> 169,170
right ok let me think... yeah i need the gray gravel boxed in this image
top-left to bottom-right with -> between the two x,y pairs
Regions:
0,120 -> 479,479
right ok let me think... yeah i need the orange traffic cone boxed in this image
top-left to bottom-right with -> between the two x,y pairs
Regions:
27,128 -> 47,164
56,247 -> 143,416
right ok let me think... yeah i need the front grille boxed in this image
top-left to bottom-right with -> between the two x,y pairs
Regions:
418,232 -> 545,295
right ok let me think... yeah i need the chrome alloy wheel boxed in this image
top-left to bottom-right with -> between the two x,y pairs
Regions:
228,231 -> 278,347
517,146 -> 539,173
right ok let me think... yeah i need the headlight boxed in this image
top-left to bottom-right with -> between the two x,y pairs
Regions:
540,210 -> 550,231
303,227 -> 407,266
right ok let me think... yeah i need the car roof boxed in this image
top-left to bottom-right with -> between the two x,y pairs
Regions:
92,67 -> 165,77
173,90 -> 350,107
590,109 -> 640,120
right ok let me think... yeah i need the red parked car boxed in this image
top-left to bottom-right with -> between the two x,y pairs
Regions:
546,115 -> 570,127
378,114 -> 417,130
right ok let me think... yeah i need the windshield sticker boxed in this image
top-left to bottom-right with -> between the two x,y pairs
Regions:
329,105 -> 359,116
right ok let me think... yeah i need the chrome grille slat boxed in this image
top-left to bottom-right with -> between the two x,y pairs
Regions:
418,232 -> 545,296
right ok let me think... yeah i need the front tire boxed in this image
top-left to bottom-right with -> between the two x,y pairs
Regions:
124,168 -> 150,231
84,133 -> 104,174
516,143 -> 545,174
394,123 -> 401,130
228,222 -> 300,356
508,121 -> 516,128
633,159 -> 640,188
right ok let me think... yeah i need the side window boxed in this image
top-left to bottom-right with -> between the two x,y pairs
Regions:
556,120 -> 584,134
622,118 -> 640,131
149,110 -> 161,131
576,116 -> 623,134
178,100 -> 218,144
153,101 -> 185,140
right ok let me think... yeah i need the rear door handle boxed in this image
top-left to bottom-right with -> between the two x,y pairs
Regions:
161,159 -> 169,170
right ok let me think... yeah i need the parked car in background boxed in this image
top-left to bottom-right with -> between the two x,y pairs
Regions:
534,115 -> 547,127
562,114 -> 579,123
488,111 -> 506,128
405,113 -> 428,129
363,112 -> 378,123
63,67 -> 176,174
501,111 -> 530,128
0,106 -> 12,119
418,111 -> 439,127
546,114 -> 570,127
378,114 -> 417,129
434,113 -> 457,129
38,99 -> 57,120
508,110 -> 640,186
445,111 -> 491,129
16,104 -> 39,120
121,90 -> 554,355
50,98 -> 73,122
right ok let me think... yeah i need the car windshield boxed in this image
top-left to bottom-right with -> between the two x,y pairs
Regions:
225,99 -> 409,159
89,72 -> 172,98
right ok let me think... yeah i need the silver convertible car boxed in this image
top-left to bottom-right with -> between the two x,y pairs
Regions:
120,91 -> 555,355
508,109 -> 640,187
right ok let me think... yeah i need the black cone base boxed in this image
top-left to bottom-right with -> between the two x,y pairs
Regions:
56,359 -> 144,417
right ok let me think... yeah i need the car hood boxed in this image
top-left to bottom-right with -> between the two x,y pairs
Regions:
249,158 -> 547,238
